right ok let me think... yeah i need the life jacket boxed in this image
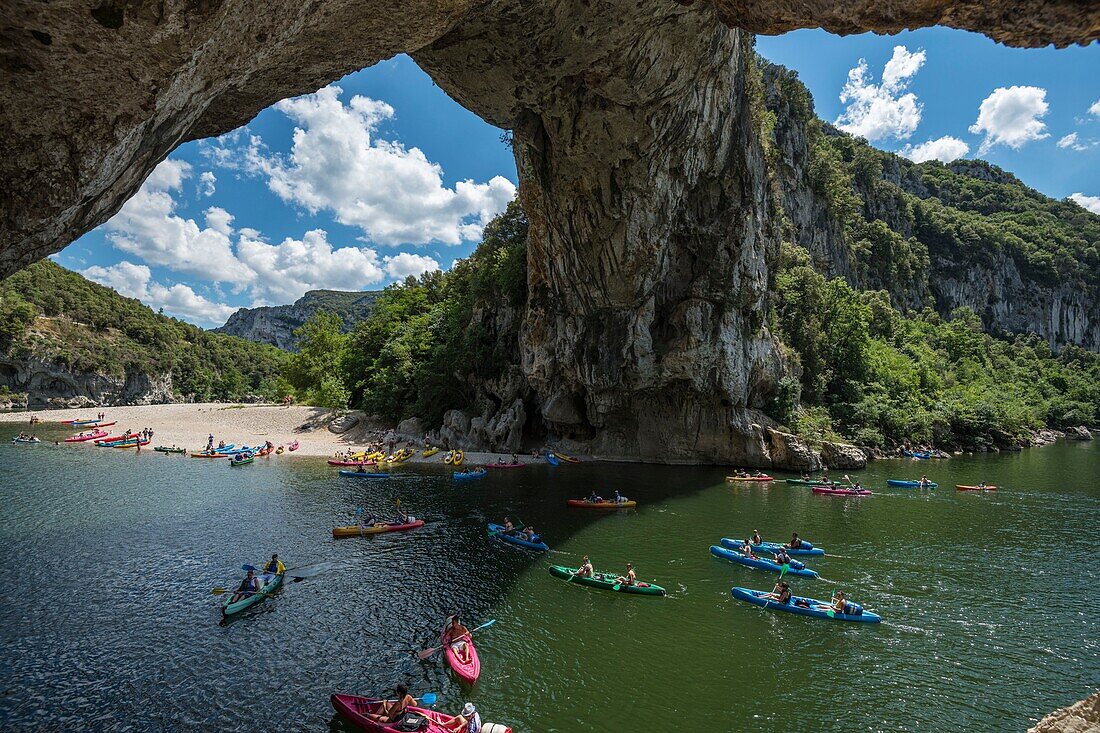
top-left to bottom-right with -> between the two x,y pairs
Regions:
264,559 -> 281,574
237,576 -> 257,593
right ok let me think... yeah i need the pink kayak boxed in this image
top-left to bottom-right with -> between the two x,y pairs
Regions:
486,462 -> 524,469
65,430 -> 108,442
330,695 -> 458,733
328,459 -> 377,467
813,486 -> 872,496
441,630 -> 480,685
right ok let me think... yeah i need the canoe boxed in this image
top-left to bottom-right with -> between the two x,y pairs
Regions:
65,431 -> 107,442
956,484 -> 997,491
340,470 -> 399,479
330,695 -> 459,733
327,459 -> 377,467
720,537 -> 825,557
222,572 -> 283,617
887,479 -> 938,488
486,462 -> 524,469
488,523 -> 549,552
553,451 -> 581,463
229,456 -> 254,466
441,629 -> 481,685
544,452 -> 560,466
812,486 -> 872,496
784,478 -> 844,486
710,545 -> 818,578
726,475 -> 774,482
548,565 -> 665,596
730,587 -> 881,623
453,468 -> 487,481
566,498 -> 636,509
111,439 -> 150,448
332,519 -> 424,538
422,447 -> 440,457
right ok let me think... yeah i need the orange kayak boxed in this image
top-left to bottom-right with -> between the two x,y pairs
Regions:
566,498 -> 636,509
956,484 -> 997,491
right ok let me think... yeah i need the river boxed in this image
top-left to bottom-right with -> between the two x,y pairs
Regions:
1,426 -> 1097,731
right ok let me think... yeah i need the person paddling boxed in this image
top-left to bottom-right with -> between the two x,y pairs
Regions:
441,614 -> 473,665
613,489 -> 627,504
786,532 -> 804,550
751,529 -> 762,545
521,525 -> 537,542
830,590 -> 850,615
919,474 -> 931,489
445,702 -> 481,733
229,569 -> 259,603
773,547 -> 792,566
766,580 -> 792,604
262,553 -> 284,577
574,555 -> 594,578
739,539 -> 757,560
586,490 -> 604,504
614,562 -> 637,587
502,517 -> 515,534
367,683 -> 416,724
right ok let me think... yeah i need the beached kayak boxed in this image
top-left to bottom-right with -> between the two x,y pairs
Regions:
332,519 -> 425,538
720,537 -> 825,557
422,447 -> 440,457
887,479 -> 938,488
339,470 -> 401,479
330,695 -> 461,733
452,450 -> 464,466
488,523 -> 549,551
453,468 -> 487,481
222,572 -> 283,617
327,459 -> 377,467
441,629 -> 480,684
903,450 -> 933,459
486,462 -> 524,469
812,486 -> 872,496
548,565 -> 666,595
730,587 -> 881,623
553,451 -> 581,463
65,431 -> 107,442
956,484 -> 997,491
229,456 -> 254,466
709,545 -> 818,578
566,498 -> 636,509
726,475 -> 774,482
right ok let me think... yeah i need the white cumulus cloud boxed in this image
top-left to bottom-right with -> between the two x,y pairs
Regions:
835,46 -> 926,142
969,86 -> 1049,153
1057,132 -> 1097,151
1090,99 -> 1100,117
383,252 -> 441,279
900,136 -> 970,163
82,261 -> 237,326
1069,193 -> 1100,215
199,171 -> 216,197
246,85 -> 515,246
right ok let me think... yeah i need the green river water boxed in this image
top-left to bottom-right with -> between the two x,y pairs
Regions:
1,425 -> 1097,731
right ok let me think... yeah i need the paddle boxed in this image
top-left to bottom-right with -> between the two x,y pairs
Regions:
417,619 -> 496,660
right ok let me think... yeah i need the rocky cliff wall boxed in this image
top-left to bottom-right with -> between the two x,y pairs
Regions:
0,356 -> 175,408
212,290 -> 380,351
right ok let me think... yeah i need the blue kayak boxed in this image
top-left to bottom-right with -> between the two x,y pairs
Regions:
720,537 -> 825,557
886,479 -> 938,488
902,450 -> 932,459
710,545 -> 818,578
544,452 -> 560,466
454,468 -> 488,481
340,470 -> 399,479
488,523 -> 549,551
731,587 -> 881,623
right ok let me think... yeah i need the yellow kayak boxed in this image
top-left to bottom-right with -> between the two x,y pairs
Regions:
554,451 -> 581,463
453,450 -> 464,466
422,446 -> 440,457
332,519 -> 425,538
443,450 -> 455,464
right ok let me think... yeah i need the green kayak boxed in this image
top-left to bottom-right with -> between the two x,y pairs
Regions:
154,446 -> 185,454
548,565 -> 666,596
222,572 -> 283,616
229,456 -> 254,466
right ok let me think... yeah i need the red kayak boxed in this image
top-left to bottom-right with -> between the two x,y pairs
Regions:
328,459 -> 378,467
330,695 -> 458,733
65,430 -> 108,443
95,434 -> 139,445
812,486 -> 872,496
442,629 -> 480,685
956,484 -> 998,491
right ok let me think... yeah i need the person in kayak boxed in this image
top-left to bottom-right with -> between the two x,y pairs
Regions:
614,562 -> 636,587
613,490 -> 627,504
766,581 -> 792,604
445,702 -> 481,733
521,526 -> 537,543
229,569 -> 259,603
773,547 -> 792,566
442,614 -> 473,664
502,517 -> 515,533
739,540 -> 757,560
787,532 -> 804,550
574,555 -> 594,578
831,591 -> 851,615
586,490 -> 604,503
919,474 -> 931,488
262,554 -> 285,576
367,683 -> 417,724
751,529 -> 762,545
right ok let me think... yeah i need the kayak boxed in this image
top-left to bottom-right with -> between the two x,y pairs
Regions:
720,537 -> 825,557
340,470 -> 400,479
956,484 -> 997,491
887,479 -> 937,488
385,448 -> 413,463
553,451 -> 581,463
222,572 -> 283,617
812,486 -> 872,496
544,452 -> 560,466
488,523 -> 549,551
903,450 -> 933,459
486,462 -> 524,469
444,450 -> 456,464
10,437 -> 41,444
332,519 -> 424,538
784,478 -> 845,486
330,695 -> 459,733
709,545 -> 818,578
288,441 -> 299,452
95,434 -> 140,445
112,439 -> 150,448
65,431 -> 107,442
154,446 -> 185,453
422,447 -> 440,457
730,587 -> 881,623
566,498 -> 636,509
453,468 -> 487,481
548,565 -> 666,596
726,475 -> 774,482
441,629 -> 480,685
452,450 -> 464,466
327,459 -> 377,467
229,456 -> 254,466
275,446 -> 284,454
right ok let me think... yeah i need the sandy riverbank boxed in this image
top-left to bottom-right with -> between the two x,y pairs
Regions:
1,403 -> 544,465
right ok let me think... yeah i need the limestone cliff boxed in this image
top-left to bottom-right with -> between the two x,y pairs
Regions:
0,355 -> 176,408
213,290 -> 380,351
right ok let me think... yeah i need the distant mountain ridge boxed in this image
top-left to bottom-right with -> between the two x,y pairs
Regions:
213,290 -> 382,351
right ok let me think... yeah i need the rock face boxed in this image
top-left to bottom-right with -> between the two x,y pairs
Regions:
213,290 -> 381,351
3,1 -> 1098,277
0,356 -> 175,408
1028,692 -> 1100,733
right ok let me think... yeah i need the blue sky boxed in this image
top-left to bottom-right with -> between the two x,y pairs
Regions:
56,29 -> 1098,327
